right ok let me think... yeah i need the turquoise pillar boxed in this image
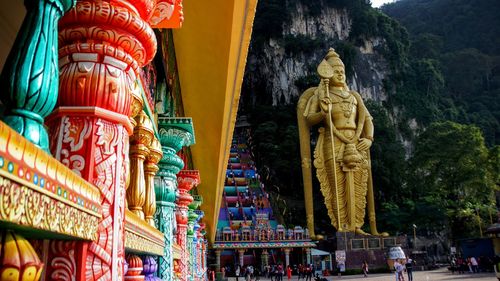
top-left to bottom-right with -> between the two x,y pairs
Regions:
0,0 -> 75,152
155,116 -> 195,280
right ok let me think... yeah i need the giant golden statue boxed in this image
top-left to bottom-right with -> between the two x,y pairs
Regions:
297,48 -> 387,237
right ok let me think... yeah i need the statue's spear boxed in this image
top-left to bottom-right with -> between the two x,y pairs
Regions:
317,59 -> 342,232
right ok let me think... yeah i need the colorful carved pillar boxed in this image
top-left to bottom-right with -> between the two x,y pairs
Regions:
238,249 -> 245,267
284,248 -> 291,268
187,196 -> 202,281
191,226 -> 199,281
305,248 -> 312,265
215,249 -> 222,273
176,170 -> 200,281
155,117 -> 195,280
194,209 -> 204,281
0,0 -> 75,152
47,1 -> 157,280
128,111 -> 153,219
145,138 -> 162,226
125,255 -> 145,281
261,249 -> 269,272
199,223 -> 207,280
186,210 -> 197,281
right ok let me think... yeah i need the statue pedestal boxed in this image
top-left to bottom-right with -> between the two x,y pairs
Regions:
333,232 -> 409,270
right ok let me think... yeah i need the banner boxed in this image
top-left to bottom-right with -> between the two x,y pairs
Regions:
335,250 -> 346,263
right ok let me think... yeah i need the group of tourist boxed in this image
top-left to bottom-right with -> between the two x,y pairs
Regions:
220,263 -> 317,281
392,258 -> 414,281
449,256 -> 494,274
232,264 -> 260,281
262,263 -> 317,281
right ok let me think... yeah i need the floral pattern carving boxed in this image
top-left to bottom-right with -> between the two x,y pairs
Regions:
0,177 -> 99,240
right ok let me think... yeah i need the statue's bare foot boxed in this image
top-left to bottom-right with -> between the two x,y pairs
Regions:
370,230 -> 390,237
311,234 -> 324,240
355,228 -> 370,236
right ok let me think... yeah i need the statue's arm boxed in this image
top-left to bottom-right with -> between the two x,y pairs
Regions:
305,94 -> 325,126
363,115 -> 374,141
355,93 -> 374,150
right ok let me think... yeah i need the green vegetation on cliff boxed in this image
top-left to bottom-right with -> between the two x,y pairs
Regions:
383,0 -> 500,146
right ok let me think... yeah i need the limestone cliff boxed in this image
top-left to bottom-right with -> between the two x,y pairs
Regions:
243,2 -> 390,106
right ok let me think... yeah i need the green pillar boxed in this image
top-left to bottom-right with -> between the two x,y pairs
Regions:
0,0 -> 75,152
155,116 -> 195,281
188,195 -> 202,281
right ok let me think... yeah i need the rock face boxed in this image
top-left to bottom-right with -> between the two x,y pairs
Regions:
244,2 -> 390,106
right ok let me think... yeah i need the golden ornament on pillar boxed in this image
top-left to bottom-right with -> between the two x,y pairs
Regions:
0,230 -> 44,281
147,137 -> 163,164
132,111 -> 154,146
144,137 -> 162,226
127,111 -> 154,219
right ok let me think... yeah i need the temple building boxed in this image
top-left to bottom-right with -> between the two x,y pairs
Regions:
0,0 -> 257,280
213,125 -> 315,274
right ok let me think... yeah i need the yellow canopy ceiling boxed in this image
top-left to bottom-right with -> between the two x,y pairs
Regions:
173,0 -> 258,243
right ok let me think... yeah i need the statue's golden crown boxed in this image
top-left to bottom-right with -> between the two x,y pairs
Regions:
325,48 -> 344,68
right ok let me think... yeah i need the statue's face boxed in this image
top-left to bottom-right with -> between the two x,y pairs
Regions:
331,65 -> 346,86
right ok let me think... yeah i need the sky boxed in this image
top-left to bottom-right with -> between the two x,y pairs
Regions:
371,0 -> 398,8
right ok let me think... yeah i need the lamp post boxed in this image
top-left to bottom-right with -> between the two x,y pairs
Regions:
412,224 -> 417,251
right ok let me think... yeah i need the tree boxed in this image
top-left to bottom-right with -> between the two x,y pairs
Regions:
408,121 -> 497,238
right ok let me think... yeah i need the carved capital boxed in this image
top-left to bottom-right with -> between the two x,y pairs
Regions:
177,170 -> 200,195
157,117 -> 195,152
58,1 -> 157,119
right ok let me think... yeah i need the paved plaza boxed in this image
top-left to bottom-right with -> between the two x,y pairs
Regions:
224,268 -> 497,281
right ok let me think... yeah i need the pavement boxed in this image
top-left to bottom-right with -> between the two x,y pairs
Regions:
223,267 -> 497,281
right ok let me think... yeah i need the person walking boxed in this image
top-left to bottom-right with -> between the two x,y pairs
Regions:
405,257 -> 414,281
236,265 -> 241,281
362,261 -> 369,277
277,263 -> 284,281
305,264 -> 313,281
394,259 -> 405,281
470,256 -> 479,273
298,264 -> 304,280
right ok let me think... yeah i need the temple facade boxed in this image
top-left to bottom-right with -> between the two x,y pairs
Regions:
213,126 -> 315,275
0,0 -> 257,280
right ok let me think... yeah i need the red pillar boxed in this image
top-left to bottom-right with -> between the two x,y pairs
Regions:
176,170 -> 200,281
46,1 -> 156,280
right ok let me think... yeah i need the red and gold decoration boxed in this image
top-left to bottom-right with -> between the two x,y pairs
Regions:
46,0 -> 158,279
0,121 -> 101,239
0,0 -> 257,278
